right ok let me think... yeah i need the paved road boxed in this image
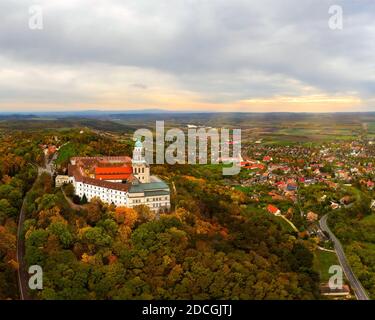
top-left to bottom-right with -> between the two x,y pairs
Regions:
16,166 -> 46,299
320,214 -> 370,300
16,157 -> 56,300
16,187 -> 32,300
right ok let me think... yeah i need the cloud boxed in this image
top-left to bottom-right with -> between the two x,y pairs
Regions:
0,0 -> 374,111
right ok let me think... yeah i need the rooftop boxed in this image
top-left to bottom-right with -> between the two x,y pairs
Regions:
68,156 -> 169,194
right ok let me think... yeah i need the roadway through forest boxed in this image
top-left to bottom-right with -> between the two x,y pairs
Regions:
320,214 -> 370,300
16,156 -> 56,300
16,180 -> 33,300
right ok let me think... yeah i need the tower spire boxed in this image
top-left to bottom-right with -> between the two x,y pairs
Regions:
132,138 -> 150,183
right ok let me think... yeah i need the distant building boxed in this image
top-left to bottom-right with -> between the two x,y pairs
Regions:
320,284 -> 350,297
367,180 -> 374,190
306,211 -> 318,222
267,204 -> 281,216
330,202 -> 340,210
263,156 -> 272,162
58,140 -> 170,212
41,144 -> 58,156
55,175 -> 70,187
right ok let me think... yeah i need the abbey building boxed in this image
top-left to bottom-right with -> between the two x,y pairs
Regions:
55,140 -> 170,212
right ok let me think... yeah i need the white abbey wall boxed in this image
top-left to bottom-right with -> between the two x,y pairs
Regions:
71,178 -> 170,211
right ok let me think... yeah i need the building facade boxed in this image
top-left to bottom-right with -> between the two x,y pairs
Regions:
56,140 -> 170,212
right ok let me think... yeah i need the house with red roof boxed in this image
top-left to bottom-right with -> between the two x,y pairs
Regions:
242,163 -> 266,170
263,156 -> 272,162
267,204 -> 281,216
367,180 -> 374,190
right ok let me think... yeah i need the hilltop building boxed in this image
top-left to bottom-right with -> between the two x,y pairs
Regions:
55,140 -> 170,212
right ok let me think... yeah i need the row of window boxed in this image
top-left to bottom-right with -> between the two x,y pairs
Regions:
76,183 -> 170,209
130,196 -> 169,204
152,202 -> 169,208
89,186 -> 125,195
134,167 -> 145,174
78,184 -> 126,195
147,196 -> 169,202
78,192 -> 127,205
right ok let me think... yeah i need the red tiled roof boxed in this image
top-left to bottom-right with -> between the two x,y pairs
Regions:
267,204 -> 280,214
95,166 -> 133,180
96,173 -> 132,180
48,146 -> 57,153
243,164 -> 265,170
95,166 -> 132,175
68,164 -> 132,192
68,157 -> 137,191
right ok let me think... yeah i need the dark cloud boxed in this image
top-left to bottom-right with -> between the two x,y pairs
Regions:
0,0 -> 374,109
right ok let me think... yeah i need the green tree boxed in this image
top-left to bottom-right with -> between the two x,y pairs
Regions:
81,194 -> 88,205
48,222 -> 74,248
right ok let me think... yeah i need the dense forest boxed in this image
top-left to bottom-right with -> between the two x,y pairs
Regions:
23,174 -> 319,299
0,131 -> 42,299
1,127 -> 320,299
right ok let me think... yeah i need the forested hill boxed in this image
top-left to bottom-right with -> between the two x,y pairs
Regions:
0,131 -> 42,299
1,127 -> 320,299
23,174 -> 319,299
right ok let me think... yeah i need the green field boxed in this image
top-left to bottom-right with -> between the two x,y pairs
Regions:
367,122 -> 375,133
55,143 -> 79,165
314,249 -> 340,283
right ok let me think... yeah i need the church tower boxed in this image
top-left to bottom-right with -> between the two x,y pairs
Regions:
132,139 -> 150,183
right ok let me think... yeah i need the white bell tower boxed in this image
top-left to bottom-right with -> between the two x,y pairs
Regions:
132,139 -> 150,183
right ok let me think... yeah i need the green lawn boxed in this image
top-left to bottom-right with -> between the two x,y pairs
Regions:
55,143 -> 78,165
234,185 -> 251,193
360,213 -> 375,224
314,249 -> 340,283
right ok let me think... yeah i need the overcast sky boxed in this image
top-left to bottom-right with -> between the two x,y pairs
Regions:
0,0 -> 374,112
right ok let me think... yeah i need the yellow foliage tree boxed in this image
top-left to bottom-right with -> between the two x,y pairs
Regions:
115,207 -> 138,228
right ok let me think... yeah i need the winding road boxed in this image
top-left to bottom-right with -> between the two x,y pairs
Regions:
320,214 -> 370,300
16,156 -> 56,300
16,185 -> 32,300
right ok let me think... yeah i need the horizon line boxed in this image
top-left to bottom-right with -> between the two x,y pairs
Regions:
1,110 -> 375,115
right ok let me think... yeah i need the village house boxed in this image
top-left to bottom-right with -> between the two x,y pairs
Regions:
306,211 -> 318,222
267,204 -> 281,216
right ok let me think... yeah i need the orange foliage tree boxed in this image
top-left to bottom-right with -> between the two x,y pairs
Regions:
115,207 -> 138,228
